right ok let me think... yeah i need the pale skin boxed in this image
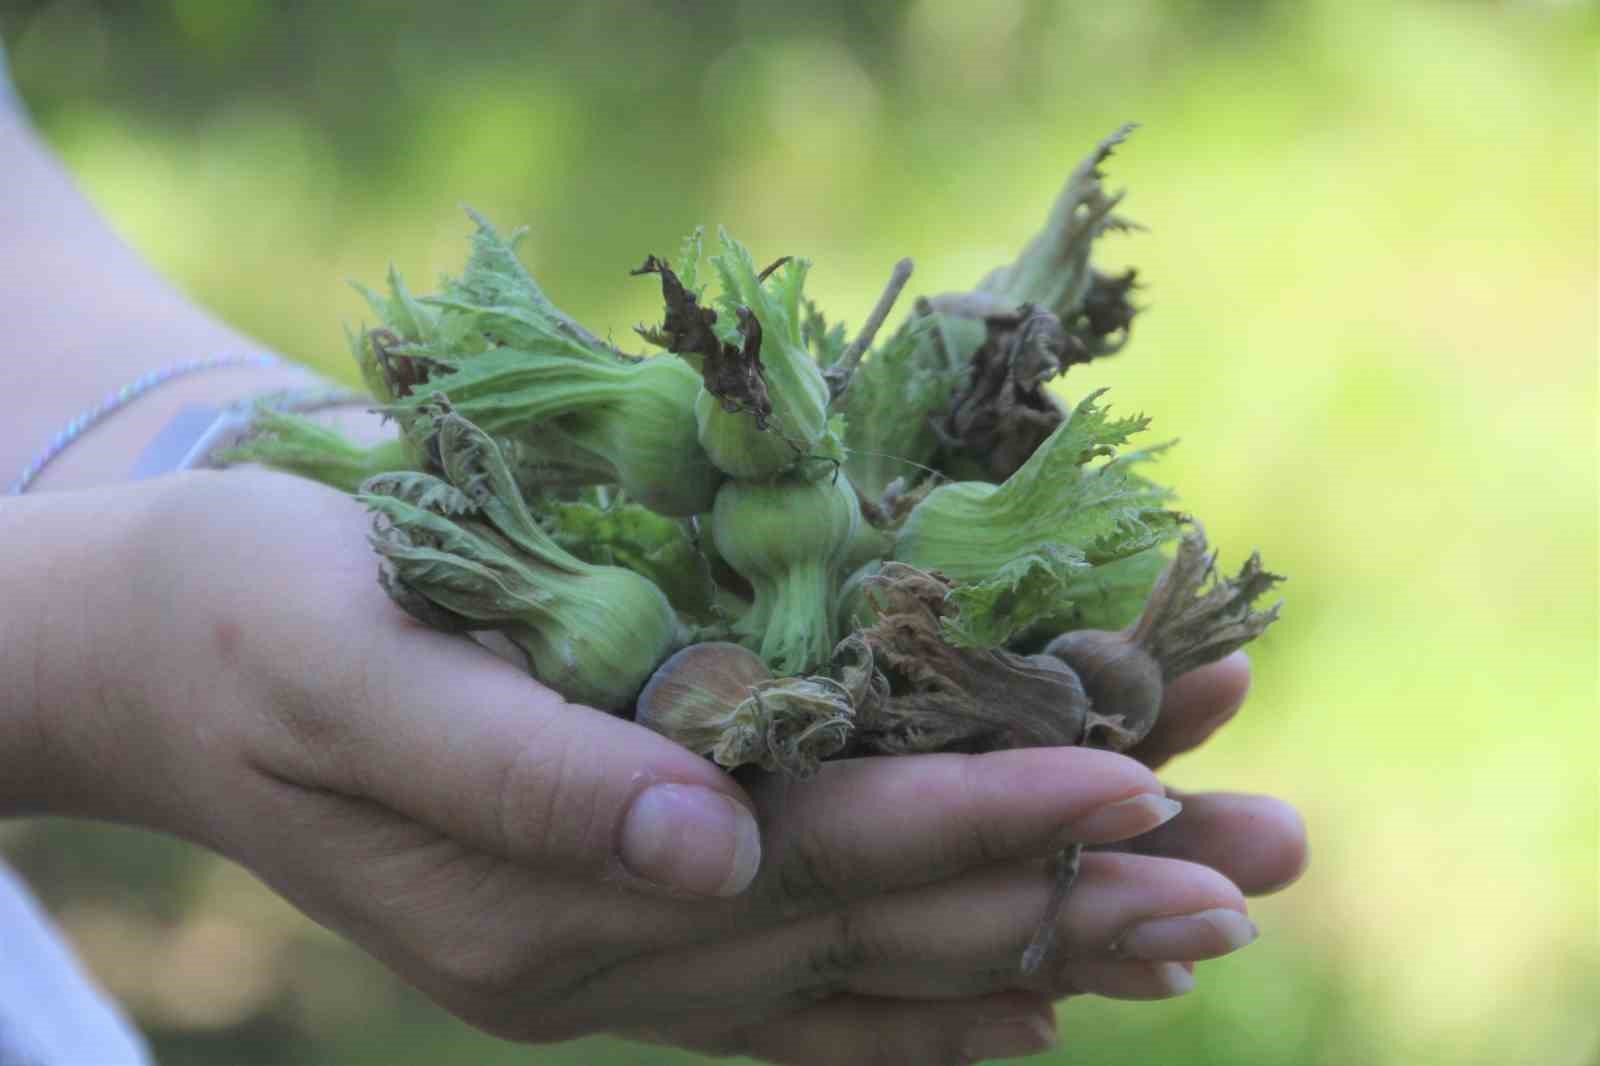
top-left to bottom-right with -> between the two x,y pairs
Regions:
0,99 -> 1307,1063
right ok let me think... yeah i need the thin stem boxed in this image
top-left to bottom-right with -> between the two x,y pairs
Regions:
827,257 -> 914,402
912,295 -> 961,376
1020,843 -> 1082,975
757,255 -> 794,282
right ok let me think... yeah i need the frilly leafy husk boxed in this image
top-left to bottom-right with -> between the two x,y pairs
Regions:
370,242 -> 723,513
1043,524 -> 1284,753
1067,268 -> 1139,359
933,302 -> 1077,484
712,675 -> 854,777
349,207 -> 626,410
357,411 -> 683,712
442,208 -> 621,357
635,643 -> 852,778
539,496 -> 738,626
835,564 -> 1089,756
1009,545 -> 1172,648
633,230 -> 836,481
838,127 -> 1143,501
632,250 -> 771,426
218,407 -> 414,494
838,312 -> 950,503
977,123 -> 1141,323
802,297 -> 848,368
345,213 -> 734,513
1129,525 -> 1285,682
896,389 -> 1180,648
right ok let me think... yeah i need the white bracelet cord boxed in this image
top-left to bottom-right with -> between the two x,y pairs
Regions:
7,354 -> 283,494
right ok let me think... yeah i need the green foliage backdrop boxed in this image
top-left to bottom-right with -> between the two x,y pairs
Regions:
3,1 -> 1595,1063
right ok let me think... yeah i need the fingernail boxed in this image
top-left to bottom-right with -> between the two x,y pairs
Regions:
1059,793 -> 1182,844
618,784 -> 761,898
962,1014 -> 1057,1062
1114,908 -> 1258,961
1152,961 -> 1197,997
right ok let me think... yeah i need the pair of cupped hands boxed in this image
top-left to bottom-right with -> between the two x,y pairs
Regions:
44,469 -> 1306,1065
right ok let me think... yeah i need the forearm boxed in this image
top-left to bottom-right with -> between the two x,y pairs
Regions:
0,97 -> 320,492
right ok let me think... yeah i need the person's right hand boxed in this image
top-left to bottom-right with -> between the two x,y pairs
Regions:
15,469 -> 1304,1064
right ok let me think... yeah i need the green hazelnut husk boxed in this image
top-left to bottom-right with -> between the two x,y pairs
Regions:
711,474 -> 862,675
1044,525 -> 1284,750
359,411 -> 684,713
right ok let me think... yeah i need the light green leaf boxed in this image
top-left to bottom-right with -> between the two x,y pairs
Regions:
895,389 -> 1180,646
802,298 -> 848,367
942,551 -> 1087,648
434,412 -> 586,572
978,124 -> 1139,320
841,314 -> 951,500
541,499 -> 726,622
673,226 -> 705,297
220,408 -> 412,493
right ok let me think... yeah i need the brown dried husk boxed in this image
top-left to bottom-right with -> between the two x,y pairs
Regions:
837,563 -> 1089,756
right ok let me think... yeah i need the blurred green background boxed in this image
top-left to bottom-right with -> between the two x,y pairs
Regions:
2,0 -> 1595,1063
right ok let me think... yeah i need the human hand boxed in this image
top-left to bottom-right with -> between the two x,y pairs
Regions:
31,470 -> 1304,1064
621,651 -> 1308,1062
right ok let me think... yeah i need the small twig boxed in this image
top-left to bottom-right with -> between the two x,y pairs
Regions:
826,257 -> 914,402
1021,843 -> 1082,975
911,296 -> 960,377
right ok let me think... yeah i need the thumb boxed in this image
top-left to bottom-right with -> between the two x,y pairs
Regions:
290,618 -> 763,899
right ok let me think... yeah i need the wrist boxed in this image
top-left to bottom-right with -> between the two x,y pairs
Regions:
0,429 -> 399,830
0,480 -> 178,821
1,485 -> 129,814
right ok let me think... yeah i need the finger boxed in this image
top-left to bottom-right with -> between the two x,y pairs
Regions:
746,747 -> 1180,916
1118,789 -> 1309,895
245,792 -> 1189,1046
746,992 -> 1058,1065
556,851 -> 1247,1031
1057,959 -> 1196,1001
1132,651 -> 1252,770
648,992 -> 1059,1066
814,853 -> 1248,1000
261,593 -> 762,899
219,771 -> 692,1035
